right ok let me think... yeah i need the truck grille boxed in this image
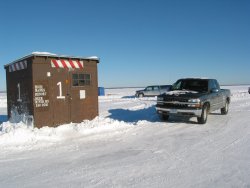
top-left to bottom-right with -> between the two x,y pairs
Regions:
165,97 -> 188,103
165,103 -> 188,109
157,97 -> 189,109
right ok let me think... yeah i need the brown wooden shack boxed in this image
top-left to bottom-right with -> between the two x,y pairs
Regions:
4,52 -> 99,128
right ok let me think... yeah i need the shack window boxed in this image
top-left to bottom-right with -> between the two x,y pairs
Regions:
72,73 -> 91,86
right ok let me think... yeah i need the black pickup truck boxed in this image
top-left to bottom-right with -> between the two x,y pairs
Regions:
156,78 -> 231,124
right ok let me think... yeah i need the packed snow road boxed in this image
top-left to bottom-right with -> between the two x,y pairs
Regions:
0,86 -> 249,188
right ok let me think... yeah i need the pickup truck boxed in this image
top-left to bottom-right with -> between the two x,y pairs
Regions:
156,78 -> 231,124
135,85 -> 171,98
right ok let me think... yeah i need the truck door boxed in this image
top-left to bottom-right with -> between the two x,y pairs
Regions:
214,80 -> 224,108
144,86 -> 153,96
152,86 -> 161,96
144,86 -> 159,96
209,80 -> 220,111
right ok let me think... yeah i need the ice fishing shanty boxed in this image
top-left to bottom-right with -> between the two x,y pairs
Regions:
4,52 -> 99,128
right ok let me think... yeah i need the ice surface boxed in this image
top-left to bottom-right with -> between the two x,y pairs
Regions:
0,86 -> 250,187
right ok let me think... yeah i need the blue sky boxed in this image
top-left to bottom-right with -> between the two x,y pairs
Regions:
0,0 -> 249,90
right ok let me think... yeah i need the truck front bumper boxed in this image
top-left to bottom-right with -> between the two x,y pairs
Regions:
156,107 -> 202,117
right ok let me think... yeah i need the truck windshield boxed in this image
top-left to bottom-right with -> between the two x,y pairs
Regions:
172,79 -> 208,93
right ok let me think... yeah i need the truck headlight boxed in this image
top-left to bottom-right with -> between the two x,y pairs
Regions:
188,99 -> 201,107
188,99 -> 200,103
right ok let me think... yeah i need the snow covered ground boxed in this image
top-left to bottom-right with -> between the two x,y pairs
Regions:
0,86 -> 250,188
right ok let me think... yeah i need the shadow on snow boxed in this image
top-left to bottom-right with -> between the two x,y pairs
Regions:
0,115 -> 8,124
108,106 -> 199,124
121,96 -> 136,99
108,106 -> 159,123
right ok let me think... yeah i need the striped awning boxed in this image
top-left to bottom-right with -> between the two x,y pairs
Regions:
51,59 -> 84,69
9,60 -> 27,72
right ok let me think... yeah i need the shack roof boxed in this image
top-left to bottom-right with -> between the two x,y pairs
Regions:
4,52 -> 99,68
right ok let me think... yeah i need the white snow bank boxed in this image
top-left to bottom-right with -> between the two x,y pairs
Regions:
0,117 -> 134,150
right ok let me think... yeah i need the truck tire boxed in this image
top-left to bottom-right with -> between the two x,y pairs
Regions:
197,104 -> 208,124
221,100 -> 229,115
138,93 -> 144,98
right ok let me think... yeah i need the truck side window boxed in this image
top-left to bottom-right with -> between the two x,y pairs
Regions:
208,80 -> 213,90
146,87 -> 153,91
209,80 -> 219,91
153,86 -> 159,91
214,80 -> 220,90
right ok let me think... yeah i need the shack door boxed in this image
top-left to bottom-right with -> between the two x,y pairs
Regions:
51,69 -> 71,126
50,59 -> 84,126
69,72 -> 88,122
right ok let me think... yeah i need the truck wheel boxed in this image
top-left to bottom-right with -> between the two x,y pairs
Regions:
197,104 -> 208,124
138,93 -> 144,98
221,100 -> 229,115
